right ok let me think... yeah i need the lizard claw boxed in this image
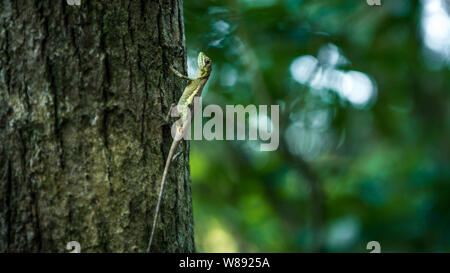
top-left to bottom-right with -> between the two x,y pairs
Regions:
151,103 -> 178,128
172,151 -> 183,162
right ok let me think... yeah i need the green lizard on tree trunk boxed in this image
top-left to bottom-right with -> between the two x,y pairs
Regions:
147,52 -> 212,252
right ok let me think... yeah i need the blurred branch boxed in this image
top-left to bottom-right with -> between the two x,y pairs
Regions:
227,0 -> 326,251
279,140 -> 325,251
445,0 -> 450,16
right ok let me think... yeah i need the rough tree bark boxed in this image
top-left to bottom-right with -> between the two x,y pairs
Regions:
0,0 -> 194,252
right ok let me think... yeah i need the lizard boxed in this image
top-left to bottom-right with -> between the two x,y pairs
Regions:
147,52 -> 212,252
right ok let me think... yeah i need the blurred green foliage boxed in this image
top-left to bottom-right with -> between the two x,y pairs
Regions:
184,0 -> 450,252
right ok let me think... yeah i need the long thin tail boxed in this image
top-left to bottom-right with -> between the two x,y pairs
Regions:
147,139 -> 180,252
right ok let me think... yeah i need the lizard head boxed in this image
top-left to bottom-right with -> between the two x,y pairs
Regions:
198,52 -> 212,75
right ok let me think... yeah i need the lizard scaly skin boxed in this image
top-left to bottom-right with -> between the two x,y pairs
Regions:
147,52 -> 212,252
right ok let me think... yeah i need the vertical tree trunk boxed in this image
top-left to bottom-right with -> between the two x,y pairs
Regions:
0,0 -> 194,253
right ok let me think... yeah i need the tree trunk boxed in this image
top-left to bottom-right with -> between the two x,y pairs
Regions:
0,0 -> 194,253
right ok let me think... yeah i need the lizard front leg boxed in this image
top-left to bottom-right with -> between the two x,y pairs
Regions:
170,66 -> 193,81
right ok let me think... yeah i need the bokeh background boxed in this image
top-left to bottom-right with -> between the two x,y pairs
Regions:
183,0 -> 450,252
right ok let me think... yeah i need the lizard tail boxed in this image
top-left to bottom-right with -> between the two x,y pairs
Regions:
147,138 -> 181,252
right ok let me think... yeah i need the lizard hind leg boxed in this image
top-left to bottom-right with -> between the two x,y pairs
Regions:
152,103 -> 177,129
172,139 -> 188,162
165,103 -> 177,122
